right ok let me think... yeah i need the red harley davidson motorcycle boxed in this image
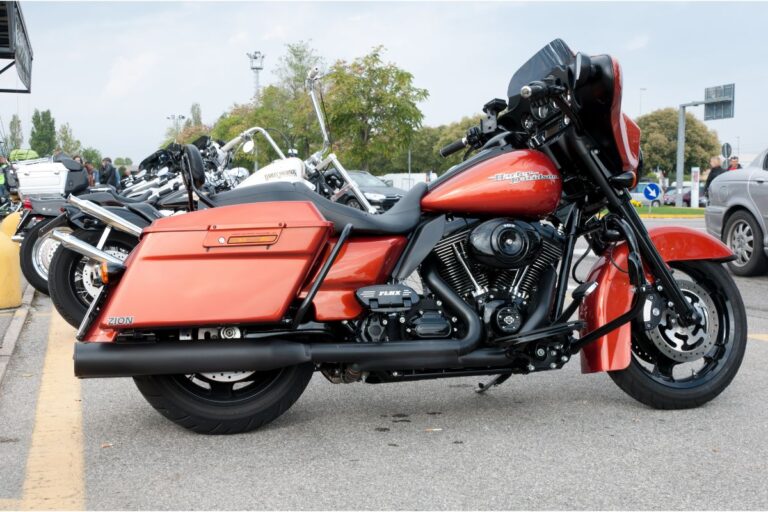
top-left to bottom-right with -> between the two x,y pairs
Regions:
74,40 -> 746,434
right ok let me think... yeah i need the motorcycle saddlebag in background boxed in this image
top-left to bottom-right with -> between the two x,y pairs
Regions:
95,201 -> 332,330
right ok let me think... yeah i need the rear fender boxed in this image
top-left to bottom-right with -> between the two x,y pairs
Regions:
578,226 -> 733,373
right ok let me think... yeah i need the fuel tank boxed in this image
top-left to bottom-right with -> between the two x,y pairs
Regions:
421,149 -> 562,218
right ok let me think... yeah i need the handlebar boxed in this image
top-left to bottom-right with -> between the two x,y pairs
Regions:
520,80 -> 566,101
439,137 -> 468,158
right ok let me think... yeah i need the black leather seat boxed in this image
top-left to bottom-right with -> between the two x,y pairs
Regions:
125,202 -> 164,222
81,189 -> 154,206
212,182 -> 427,236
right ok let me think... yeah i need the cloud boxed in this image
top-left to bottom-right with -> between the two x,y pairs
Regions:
228,31 -> 249,47
261,24 -> 287,42
625,34 -> 650,51
101,52 -> 159,99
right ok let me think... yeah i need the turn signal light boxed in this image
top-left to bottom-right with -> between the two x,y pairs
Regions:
99,261 -> 126,285
22,198 -> 32,210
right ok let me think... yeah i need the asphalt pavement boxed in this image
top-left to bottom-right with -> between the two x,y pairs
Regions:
2,217 -> 768,510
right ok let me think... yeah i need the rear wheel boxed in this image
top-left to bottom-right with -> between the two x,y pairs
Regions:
133,363 -> 314,434
48,229 -> 135,328
345,197 -> 362,210
723,210 -> 768,276
610,260 -> 747,409
19,218 -> 71,295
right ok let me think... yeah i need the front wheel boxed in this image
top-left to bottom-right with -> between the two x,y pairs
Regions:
133,363 -> 314,434
610,260 -> 747,409
19,218 -> 70,295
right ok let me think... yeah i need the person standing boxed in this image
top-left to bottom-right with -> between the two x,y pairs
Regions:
99,157 -> 120,190
728,156 -> 743,170
0,155 -> 9,205
704,155 -> 726,198
84,162 -> 97,187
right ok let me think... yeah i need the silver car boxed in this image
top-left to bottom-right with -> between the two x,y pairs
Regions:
705,149 -> 768,275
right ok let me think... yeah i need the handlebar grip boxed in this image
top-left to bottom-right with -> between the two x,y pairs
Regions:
439,138 -> 467,158
520,81 -> 548,100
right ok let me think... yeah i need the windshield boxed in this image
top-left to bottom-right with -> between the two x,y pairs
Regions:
507,39 -> 575,102
351,172 -> 387,187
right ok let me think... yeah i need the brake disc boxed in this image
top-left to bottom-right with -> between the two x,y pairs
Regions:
647,280 -> 719,363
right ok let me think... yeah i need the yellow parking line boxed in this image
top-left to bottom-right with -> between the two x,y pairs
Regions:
20,312 -> 84,510
751,334 -> 768,342
0,499 -> 22,510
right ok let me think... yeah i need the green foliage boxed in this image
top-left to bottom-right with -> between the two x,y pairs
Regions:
29,109 -> 57,157
190,103 -> 203,127
56,122 -> 82,156
81,147 -> 102,166
636,108 -> 720,177
9,148 -> 39,161
325,46 -> 428,171
8,114 -> 23,151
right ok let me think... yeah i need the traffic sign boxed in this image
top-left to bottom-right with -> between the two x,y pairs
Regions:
643,183 -> 661,202
704,84 -> 735,120
722,143 -> 732,160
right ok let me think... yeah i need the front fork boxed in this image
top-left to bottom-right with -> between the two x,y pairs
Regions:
571,138 -> 698,326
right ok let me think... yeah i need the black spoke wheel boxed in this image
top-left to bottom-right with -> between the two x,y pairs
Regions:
610,260 -> 747,409
133,362 -> 314,435
48,229 -> 136,328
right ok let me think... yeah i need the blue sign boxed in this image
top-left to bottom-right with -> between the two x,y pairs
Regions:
643,183 -> 661,201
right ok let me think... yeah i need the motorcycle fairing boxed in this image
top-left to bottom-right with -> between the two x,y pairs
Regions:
578,226 -> 734,373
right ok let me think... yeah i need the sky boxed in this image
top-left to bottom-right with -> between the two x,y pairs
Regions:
1,1 -> 766,163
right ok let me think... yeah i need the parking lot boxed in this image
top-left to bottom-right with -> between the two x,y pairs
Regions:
1,217 -> 768,510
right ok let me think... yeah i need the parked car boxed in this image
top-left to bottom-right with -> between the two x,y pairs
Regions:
683,184 -> 708,207
629,180 -> 661,206
705,149 -> 768,275
342,170 -> 406,211
662,186 -> 678,205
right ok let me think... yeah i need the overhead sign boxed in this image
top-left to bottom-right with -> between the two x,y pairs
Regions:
722,143 -> 732,160
704,83 -> 734,121
0,2 -> 33,92
643,183 -> 661,202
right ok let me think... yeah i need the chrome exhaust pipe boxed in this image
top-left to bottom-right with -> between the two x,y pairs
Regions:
51,230 -> 126,267
67,195 -> 143,237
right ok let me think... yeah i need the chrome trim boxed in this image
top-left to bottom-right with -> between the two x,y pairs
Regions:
51,230 -> 126,267
67,195 -> 143,237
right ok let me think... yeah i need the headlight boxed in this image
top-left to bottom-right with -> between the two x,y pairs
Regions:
364,192 -> 386,202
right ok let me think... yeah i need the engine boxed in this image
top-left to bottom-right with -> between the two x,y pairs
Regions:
351,218 -> 563,345
432,218 -> 564,339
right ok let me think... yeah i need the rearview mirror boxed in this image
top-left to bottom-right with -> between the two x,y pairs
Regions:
243,140 -> 255,154
571,53 -> 592,89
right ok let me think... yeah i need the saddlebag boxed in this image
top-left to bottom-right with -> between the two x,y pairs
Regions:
96,201 -> 332,329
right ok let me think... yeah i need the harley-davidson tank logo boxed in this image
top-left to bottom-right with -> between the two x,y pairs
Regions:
488,171 -> 559,184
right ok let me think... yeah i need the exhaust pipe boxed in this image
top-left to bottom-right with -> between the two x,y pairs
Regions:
67,195 -> 143,237
51,230 -> 126,267
75,265 -> 495,378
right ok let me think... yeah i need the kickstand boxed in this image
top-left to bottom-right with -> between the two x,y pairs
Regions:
475,373 -> 511,394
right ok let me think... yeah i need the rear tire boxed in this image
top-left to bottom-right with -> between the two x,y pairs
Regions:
723,210 -> 768,276
48,229 -> 136,328
19,218 -> 69,295
610,261 -> 747,409
346,197 -> 363,210
133,363 -> 314,434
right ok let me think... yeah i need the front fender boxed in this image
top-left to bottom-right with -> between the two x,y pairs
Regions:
578,226 -> 733,373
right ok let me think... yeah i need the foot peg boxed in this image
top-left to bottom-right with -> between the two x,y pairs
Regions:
475,373 -> 511,394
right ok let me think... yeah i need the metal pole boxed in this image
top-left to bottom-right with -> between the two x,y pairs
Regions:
675,105 -> 686,207
407,146 -> 412,187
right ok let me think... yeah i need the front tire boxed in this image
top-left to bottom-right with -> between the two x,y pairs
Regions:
48,229 -> 135,328
610,261 -> 747,409
723,210 -> 768,276
133,363 -> 314,434
345,197 -> 363,210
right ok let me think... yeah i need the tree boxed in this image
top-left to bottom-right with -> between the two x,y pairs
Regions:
8,114 -> 23,150
29,109 -> 57,157
56,122 -> 82,156
276,41 -> 324,98
81,147 -> 102,166
114,157 -> 125,166
190,103 -> 203,127
636,108 -> 720,178
326,46 -> 428,172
